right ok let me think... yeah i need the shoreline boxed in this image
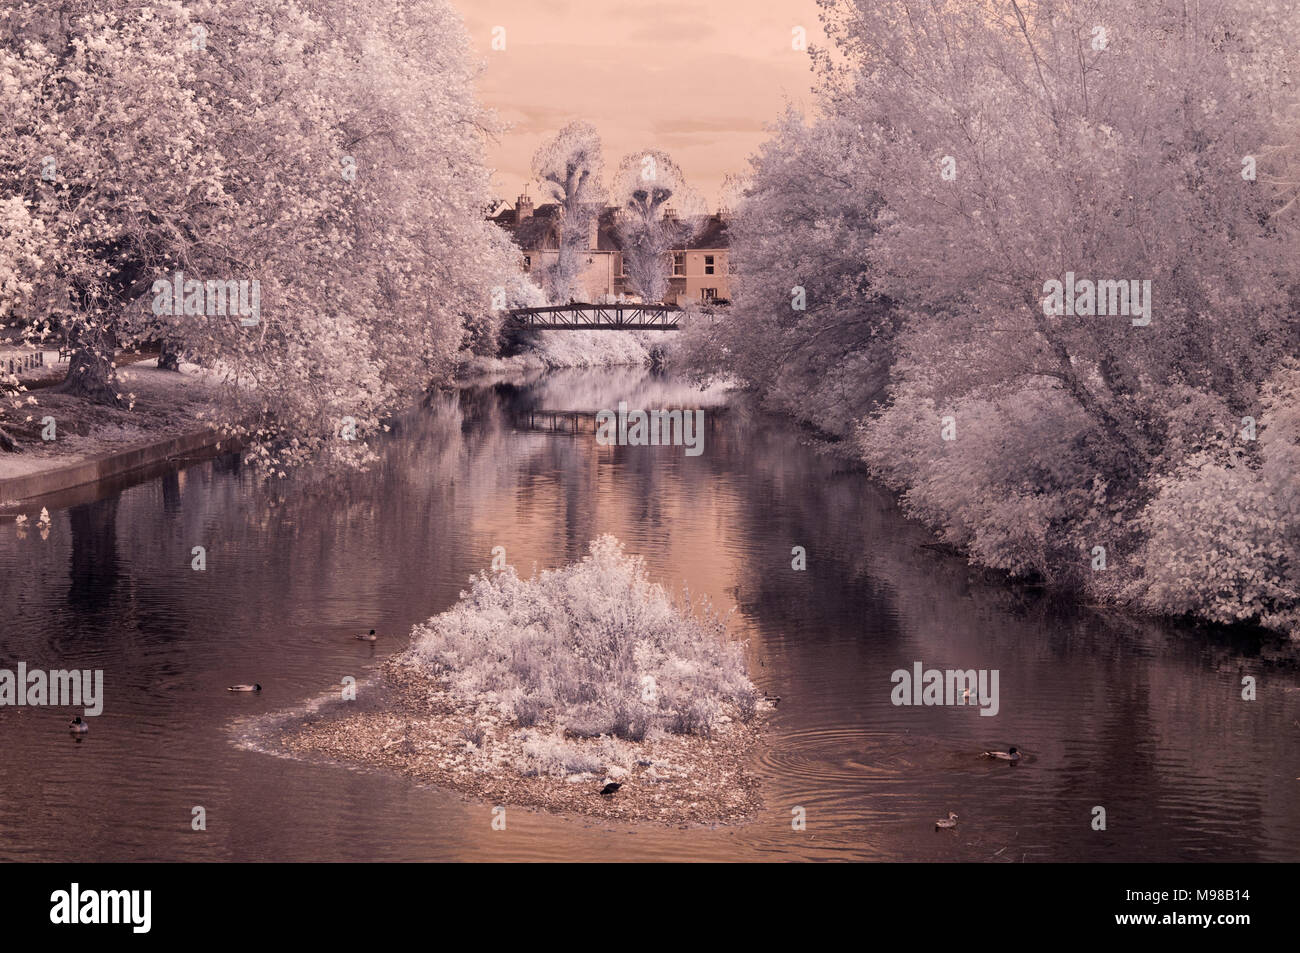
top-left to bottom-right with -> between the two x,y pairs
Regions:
746,394 -> 1299,645
3,363 -> 1286,649
261,656 -> 768,827
1,352 -> 657,508
1,357 -> 233,508
0,424 -> 234,509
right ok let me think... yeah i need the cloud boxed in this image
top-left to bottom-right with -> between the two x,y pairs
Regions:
455,0 -> 825,203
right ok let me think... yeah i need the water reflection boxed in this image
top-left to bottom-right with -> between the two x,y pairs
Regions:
0,368 -> 1296,861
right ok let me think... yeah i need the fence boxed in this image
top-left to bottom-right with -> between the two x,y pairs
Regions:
3,352 -> 47,376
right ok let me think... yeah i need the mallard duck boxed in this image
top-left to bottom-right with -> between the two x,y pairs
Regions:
355,629 -> 378,642
981,746 -> 1020,762
37,507 -> 51,528
68,716 -> 89,734
227,683 -> 261,692
935,811 -> 958,830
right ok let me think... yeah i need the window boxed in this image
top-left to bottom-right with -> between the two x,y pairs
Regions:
620,255 -> 629,277
704,255 -> 715,275
673,253 -> 685,277
523,255 -> 531,273
701,288 -> 717,302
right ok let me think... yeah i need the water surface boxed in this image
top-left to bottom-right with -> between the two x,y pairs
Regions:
1,368 -> 1297,861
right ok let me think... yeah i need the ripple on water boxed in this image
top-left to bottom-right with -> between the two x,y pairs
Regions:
758,726 -> 1035,787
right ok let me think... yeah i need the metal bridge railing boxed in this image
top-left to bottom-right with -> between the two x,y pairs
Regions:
507,304 -> 683,331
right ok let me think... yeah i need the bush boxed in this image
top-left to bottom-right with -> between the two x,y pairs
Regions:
857,376 -> 1112,585
1133,363 -> 1300,637
516,733 -> 608,777
406,536 -> 757,739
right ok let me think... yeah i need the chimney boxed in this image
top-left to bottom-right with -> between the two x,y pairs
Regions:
589,212 -> 600,250
516,193 -> 533,222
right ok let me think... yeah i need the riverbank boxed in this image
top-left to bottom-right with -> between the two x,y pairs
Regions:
0,358 -> 227,506
463,329 -> 661,375
1,353 -> 655,509
1,330 -> 680,506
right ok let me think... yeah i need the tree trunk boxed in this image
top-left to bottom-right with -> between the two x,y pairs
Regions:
157,340 -> 181,372
1026,297 -> 1151,468
51,345 -> 124,406
0,425 -> 21,453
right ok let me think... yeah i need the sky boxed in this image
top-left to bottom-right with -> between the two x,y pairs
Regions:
453,0 -> 827,210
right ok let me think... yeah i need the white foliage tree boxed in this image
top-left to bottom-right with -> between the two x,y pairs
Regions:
531,121 -> 605,304
0,0 -> 519,469
611,150 -> 701,303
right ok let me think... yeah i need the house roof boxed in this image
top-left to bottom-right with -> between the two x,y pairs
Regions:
500,203 -> 562,250
684,215 -> 729,250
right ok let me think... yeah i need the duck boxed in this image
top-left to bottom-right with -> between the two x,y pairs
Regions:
37,507 -> 51,528
68,716 -> 89,735
227,683 -> 262,692
981,746 -> 1021,762
599,781 -> 622,796
354,629 -> 378,642
935,811 -> 958,830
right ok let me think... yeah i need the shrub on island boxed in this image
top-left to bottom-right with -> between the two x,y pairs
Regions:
404,535 -> 757,768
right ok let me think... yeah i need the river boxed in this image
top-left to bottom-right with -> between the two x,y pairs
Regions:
1,368 -> 1297,861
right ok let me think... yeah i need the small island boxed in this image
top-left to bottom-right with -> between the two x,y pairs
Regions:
276,536 -> 768,825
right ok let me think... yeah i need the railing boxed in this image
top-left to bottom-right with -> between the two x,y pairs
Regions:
508,304 -> 683,330
2,351 -> 47,375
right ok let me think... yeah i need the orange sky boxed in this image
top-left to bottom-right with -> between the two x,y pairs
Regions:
453,0 -> 827,209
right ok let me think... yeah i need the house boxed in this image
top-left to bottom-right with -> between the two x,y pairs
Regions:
491,195 -> 731,305
668,211 -> 731,306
